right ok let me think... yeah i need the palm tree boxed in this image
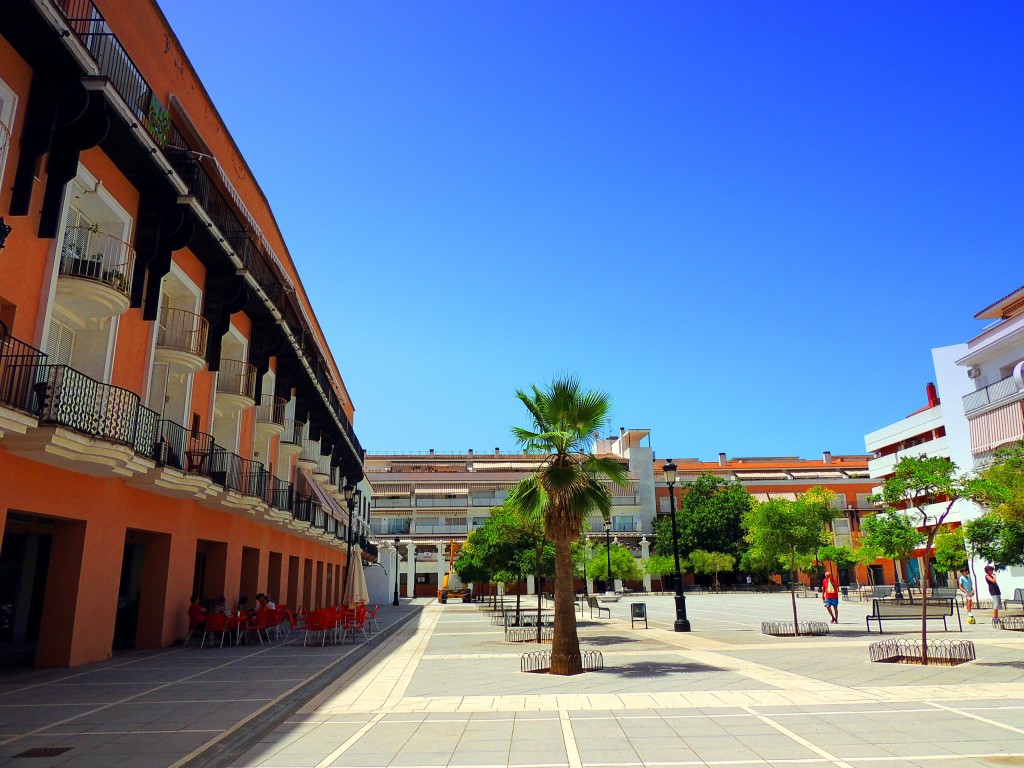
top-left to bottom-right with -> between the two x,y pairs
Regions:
507,376 -> 628,675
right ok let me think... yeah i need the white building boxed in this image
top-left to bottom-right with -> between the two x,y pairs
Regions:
865,285 -> 1024,593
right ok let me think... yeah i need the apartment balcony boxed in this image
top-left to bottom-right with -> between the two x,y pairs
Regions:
371,520 -> 411,536
297,437 -> 320,471
128,419 -> 216,500
279,418 -> 303,460
869,436 -> 949,479
290,493 -> 318,530
155,307 -> 208,374
255,395 -> 286,438
5,363 -> 156,476
56,227 -> 135,327
313,453 -> 331,484
0,331 -> 47,439
264,477 -> 294,522
214,359 -> 256,414
324,464 -> 341,494
963,375 -> 1023,417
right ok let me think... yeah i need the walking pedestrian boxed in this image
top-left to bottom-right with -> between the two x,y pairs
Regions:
822,571 -> 839,623
985,565 -> 1002,627
958,567 -> 975,623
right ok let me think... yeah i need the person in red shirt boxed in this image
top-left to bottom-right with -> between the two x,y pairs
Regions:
187,594 -> 207,633
822,572 -> 839,623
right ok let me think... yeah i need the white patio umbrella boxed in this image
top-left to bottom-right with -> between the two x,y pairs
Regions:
343,546 -> 370,609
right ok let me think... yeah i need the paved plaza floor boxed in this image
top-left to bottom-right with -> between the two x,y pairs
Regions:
5,595 -> 1024,767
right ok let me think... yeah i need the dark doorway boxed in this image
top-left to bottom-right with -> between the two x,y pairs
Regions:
114,542 -> 145,649
0,529 -> 53,665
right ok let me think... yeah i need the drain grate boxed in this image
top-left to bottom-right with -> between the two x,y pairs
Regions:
13,747 -> 73,758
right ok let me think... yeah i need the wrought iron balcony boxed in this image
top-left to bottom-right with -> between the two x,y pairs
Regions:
215,358 -> 256,412
279,418 -> 304,458
255,394 -> 286,436
46,0 -> 172,147
155,307 -> 208,374
314,453 -> 331,482
0,331 -> 48,415
56,226 -> 136,321
298,437 -> 320,470
265,476 -> 293,511
34,364 -> 158,455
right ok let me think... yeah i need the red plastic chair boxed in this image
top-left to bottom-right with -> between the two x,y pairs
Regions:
304,610 -> 333,646
365,604 -> 380,634
343,606 -> 369,644
201,612 -> 229,648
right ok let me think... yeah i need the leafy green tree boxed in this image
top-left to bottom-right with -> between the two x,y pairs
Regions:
586,544 -> 642,584
655,475 -> 753,561
933,526 -> 968,574
743,486 -> 836,633
645,553 -> 687,587
873,455 -> 1008,663
859,510 -> 924,592
689,550 -> 735,591
507,376 -> 628,675
983,442 -> 1024,523
965,514 -> 1024,569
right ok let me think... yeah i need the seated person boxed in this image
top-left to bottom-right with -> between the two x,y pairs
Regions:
213,595 -> 229,615
187,594 -> 207,630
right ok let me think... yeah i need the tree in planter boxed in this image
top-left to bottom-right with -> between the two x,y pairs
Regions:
507,377 -> 628,675
873,455 -> 1008,664
586,544 -> 643,586
743,487 -> 836,634
858,510 -> 924,595
689,550 -> 735,592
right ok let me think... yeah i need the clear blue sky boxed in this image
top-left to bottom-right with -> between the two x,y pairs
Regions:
161,1 -> 1020,460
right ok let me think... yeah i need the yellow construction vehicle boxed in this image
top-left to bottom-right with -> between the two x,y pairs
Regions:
438,540 -> 471,603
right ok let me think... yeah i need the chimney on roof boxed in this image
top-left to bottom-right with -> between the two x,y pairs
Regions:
429,449 -> 435,456
620,427 -> 625,437
718,452 -> 727,467
926,382 -> 940,407
467,449 -> 473,456
495,447 -> 500,456
823,451 -> 832,465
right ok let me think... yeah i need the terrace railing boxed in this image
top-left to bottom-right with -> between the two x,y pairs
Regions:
157,307 -> 208,358
282,418 -> 304,447
256,394 -> 286,428
58,226 -> 136,297
216,359 -> 256,401
266,477 -> 293,511
0,331 -> 48,414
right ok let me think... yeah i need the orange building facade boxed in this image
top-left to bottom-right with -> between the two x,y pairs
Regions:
0,0 -> 367,666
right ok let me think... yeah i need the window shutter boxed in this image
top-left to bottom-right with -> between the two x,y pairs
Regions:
148,362 -> 169,418
45,320 -> 75,366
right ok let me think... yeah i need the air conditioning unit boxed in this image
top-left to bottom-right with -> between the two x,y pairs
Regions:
967,366 -> 982,379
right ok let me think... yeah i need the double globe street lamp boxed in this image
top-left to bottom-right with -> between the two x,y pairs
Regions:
663,460 -> 691,632
343,481 -> 362,592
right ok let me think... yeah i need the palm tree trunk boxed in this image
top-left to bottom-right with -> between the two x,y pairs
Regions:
516,574 -> 522,622
550,539 -> 581,675
536,541 -> 544,644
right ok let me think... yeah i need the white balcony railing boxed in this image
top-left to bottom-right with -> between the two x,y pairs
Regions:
963,375 -> 1022,416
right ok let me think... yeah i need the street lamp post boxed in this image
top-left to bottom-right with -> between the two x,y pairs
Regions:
393,537 -> 401,606
343,482 -> 361,595
663,460 -> 691,632
582,538 -> 589,597
604,519 -> 613,595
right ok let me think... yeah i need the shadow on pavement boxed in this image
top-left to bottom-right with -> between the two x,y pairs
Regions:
603,660 -> 723,678
578,635 -> 641,647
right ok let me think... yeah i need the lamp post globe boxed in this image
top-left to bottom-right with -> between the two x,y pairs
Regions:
393,537 -> 401,606
663,460 -> 691,632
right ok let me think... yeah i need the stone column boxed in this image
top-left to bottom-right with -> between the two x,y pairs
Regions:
640,537 -> 652,593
